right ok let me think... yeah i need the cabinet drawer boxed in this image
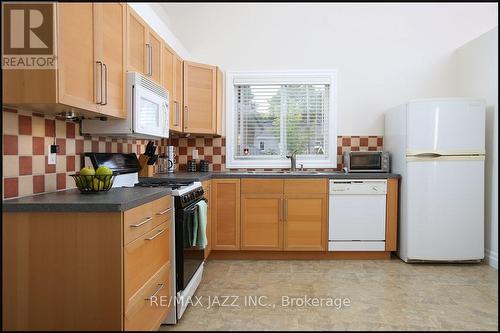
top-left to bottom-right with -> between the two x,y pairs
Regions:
284,179 -> 327,194
124,221 -> 170,304
151,196 -> 173,226
124,196 -> 172,244
125,263 -> 171,331
241,179 -> 283,194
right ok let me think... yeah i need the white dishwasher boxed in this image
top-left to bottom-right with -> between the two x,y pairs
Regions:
329,179 -> 387,251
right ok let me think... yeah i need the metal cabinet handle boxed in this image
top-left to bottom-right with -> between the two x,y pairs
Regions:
284,199 -> 288,221
145,44 -> 150,76
102,63 -> 108,106
144,283 -> 164,300
156,207 -> 172,216
177,102 -> 181,126
184,106 -> 188,129
96,61 -> 103,104
130,216 -> 152,228
147,44 -> 153,76
149,44 -> 153,76
279,198 -> 282,222
173,101 -> 179,126
145,228 -> 166,241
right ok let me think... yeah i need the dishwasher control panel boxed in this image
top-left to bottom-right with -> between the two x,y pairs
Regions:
329,179 -> 387,195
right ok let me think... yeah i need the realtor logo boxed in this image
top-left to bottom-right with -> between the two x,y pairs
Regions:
2,2 -> 56,69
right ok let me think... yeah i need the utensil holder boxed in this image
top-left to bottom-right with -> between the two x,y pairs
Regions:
138,154 -> 155,177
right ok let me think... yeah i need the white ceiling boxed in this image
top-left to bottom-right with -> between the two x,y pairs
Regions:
151,3 -> 498,61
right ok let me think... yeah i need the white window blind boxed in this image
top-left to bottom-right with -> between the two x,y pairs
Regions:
234,84 -> 330,161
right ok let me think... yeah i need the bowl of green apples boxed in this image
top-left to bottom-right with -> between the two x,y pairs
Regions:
71,166 -> 115,193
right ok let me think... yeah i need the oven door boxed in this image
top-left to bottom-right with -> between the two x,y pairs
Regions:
175,200 -> 205,292
132,84 -> 168,138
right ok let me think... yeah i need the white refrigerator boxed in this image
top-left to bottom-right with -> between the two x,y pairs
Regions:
385,98 -> 485,262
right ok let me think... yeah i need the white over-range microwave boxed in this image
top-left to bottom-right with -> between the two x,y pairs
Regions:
81,72 -> 169,139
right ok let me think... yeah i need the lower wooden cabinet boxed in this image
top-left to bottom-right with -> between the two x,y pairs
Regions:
283,195 -> 327,251
124,263 -> 171,331
2,196 -> 174,331
212,178 -> 328,252
211,179 -> 241,250
241,194 -> 283,250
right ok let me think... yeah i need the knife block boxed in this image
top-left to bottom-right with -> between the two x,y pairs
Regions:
138,154 -> 154,177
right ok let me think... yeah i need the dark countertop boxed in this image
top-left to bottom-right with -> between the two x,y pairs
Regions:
3,187 -> 172,213
4,171 -> 399,213
148,171 -> 400,181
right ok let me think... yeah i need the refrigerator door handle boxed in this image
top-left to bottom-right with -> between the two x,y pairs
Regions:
412,153 -> 442,158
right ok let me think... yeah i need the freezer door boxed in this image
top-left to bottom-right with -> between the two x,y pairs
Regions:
405,158 -> 484,261
407,100 -> 485,155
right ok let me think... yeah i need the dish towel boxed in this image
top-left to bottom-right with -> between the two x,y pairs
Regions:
193,200 -> 208,248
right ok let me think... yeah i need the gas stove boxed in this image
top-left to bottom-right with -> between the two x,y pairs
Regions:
136,180 -> 204,208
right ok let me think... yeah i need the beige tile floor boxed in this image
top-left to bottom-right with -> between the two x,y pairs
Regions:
161,259 -> 498,331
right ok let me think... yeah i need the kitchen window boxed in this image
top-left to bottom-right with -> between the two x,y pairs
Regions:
225,71 -> 337,168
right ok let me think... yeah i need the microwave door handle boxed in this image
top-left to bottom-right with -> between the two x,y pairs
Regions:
163,101 -> 169,136
131,84 -> 136,133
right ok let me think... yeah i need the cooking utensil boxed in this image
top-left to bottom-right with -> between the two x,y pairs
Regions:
147,154 -> 158,165
145,141 -> 156,157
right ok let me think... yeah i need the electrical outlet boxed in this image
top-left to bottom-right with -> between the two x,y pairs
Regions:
48,145 -> 57,165
192,149 -> 199,160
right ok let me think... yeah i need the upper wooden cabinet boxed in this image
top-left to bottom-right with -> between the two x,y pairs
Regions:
173,55 -> 184,132
126,6 -> 161,84
211,179 -> 241,250
93,3 -> 127,118
183,61 -> 224,135
162,44 -> 184,132
3,3 -> 126,119
126,7 -> 147,75
148,30 -> 162,84
162,44 -> 176,131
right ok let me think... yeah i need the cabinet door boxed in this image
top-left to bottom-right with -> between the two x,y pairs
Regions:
183,61 -> 217,134
163,45 -> 181,131
58,3 -> 98,112
212,179 -> 240,250
215,68 -> 224,136
284,195 -> 327,251
202,181 -> 212,259
126,6 -> 147,75
241,195 -> 283,250
95,3 -> 126,119
148,30 -> 162,84
173,55 -> 184,131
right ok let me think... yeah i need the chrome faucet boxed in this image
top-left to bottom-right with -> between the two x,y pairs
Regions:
286,150 -> 299,171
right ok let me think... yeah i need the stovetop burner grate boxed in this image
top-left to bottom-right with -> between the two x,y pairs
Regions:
135,180 -> 192,189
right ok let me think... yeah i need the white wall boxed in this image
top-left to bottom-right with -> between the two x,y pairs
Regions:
158,3 -> 497,135
456,28 -> 498,269
128,3 -> 191,60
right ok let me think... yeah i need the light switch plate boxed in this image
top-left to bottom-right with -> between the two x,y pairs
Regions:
48,145 -> 57,165
192,149 -> 199,160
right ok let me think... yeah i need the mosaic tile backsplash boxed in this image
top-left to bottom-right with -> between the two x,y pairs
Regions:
170,135 -> 383,172
2,108 -> 165,199
2,108 -> 383,199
